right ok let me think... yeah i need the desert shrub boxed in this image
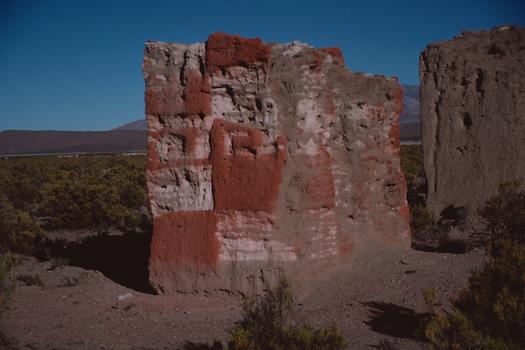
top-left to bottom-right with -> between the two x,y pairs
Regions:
410,203 -> 433,233
0,253 -> 16,309
226,277 -> 346,350
38,155 -> 149,233
0,155 -> 150,235
400,145 -> 434,234
422,186 -> 525,349
424,241 -> 525,349
400,145 -> 424,187
184,277 -> 346,350
0,194 -> 43,255
479,182 -> 525,246
16,274 -> 44,287
0,158 -> 49,212
0,253 -> 16,347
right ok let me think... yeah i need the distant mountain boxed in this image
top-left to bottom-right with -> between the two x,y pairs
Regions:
114,86 -> 422,144
112,119 -> 147,131
400,85 -> 421,143
0,85 -> 420,156
0,130 -> 146,156
400,85 -> 420,125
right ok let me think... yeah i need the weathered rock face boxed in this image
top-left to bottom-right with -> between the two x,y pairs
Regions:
420,26 -> 525,231
144,33 -> 410,294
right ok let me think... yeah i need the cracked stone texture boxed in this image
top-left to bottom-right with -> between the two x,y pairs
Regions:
144,33 -> 410,294
420,26 -> 525,230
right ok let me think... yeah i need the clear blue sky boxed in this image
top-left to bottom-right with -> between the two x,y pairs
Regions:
1,0 -> 524,131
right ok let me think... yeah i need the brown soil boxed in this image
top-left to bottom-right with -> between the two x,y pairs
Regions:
1,240 -> 487,350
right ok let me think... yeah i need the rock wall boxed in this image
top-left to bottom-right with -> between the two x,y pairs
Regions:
420,26 -> 525,231
144,33 -> 410,294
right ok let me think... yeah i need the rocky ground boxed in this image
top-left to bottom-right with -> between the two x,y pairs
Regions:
1,234 -> 487,350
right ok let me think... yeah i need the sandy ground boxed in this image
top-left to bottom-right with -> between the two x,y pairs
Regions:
1,244 -> 487,350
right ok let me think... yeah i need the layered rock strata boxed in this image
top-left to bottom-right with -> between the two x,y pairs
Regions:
420,26 -> 525,231
144,33 -> 410,293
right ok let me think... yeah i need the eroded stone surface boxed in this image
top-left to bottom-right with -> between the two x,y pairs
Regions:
144,33 -> 410,294
420,26 -> 525,231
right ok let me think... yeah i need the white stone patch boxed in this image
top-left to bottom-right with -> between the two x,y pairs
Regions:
157,137 -> 183,163
297,98 -> 324,134
156,126 -> 211,161
183,43 -> 205,72
190,133 -> 211,159
218,238 -> 297,262
280,41 -> 311,57
212,92 -> 236,117
307,223 -> 338,259
151,165 -> 213,214
331,163 -> 353,208
146,116 -> 163,132
262,95 -> 279,130
203,115 -> 223,131
347,105 -> 370,121
351,140 -> 366,152
296,138 -> 321,156
296,208 -> 339,259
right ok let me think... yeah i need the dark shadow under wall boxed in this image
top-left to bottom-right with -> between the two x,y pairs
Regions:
44,231 -> 156,294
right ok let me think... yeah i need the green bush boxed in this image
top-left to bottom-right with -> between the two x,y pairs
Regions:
479,182 -> 525,246
400,145 -> 424,187
0,194 -> 43,255
424,241 -> 525,349
0,253 -> 16,309
0,155 -> 150,235
0,253 -> 16,347
38,155 -> 149,233
423,185 -> 525,349
184,277 -> 346,350
0,158 -> 49,212
227,277 -> 346,350
400,145 -> 434,234
410,203 -> 433,233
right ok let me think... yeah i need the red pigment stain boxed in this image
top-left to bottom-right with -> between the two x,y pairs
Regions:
150,211 -> 219,270
322,96 -> 337,117
338,235 -> 353,256
388,85 -> 404,153
147,130 -> 162,171
145,84 -> 185,116
399,205 -> 411,227
388,122 -> 401,153
319,47 -> 345,66
184,71 -> 212,116
300,146 -> 336,209
206,32 -> 271,72
210,120 -> 286,212
306,147 -> 335,208
394,84 -> 404,115
312,47 -> 345,71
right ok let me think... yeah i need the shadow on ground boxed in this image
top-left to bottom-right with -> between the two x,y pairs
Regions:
45,231 -> 156,294
362,301 -> 430,340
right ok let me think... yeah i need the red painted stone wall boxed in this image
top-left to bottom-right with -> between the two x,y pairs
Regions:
144,33 -> 410,294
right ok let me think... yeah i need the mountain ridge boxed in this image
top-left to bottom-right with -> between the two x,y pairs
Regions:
0,85 -> 420,156
0,130 -> 146,156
